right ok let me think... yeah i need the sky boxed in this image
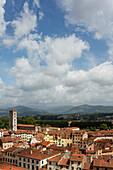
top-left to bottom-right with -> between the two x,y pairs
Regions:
0,0 -> 113,108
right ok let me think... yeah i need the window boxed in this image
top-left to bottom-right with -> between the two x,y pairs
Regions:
49,162 -> 51,165
42,161 -> 43,164
32,159 -> 34,163
36,166 -> 38,170
23,163 -> 26,168
19,162 -> 21,167
27,164 -> 30,169
19,157 -> 21,161
78,162 -> 80,166
28,158 -> 30,162
36,160 -> 38,164
32,165 -> 34,170
23,158 -> 25,162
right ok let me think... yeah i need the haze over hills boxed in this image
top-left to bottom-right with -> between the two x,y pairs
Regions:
43,105 -> 113,114
0,105 -> 113,117
0,106 -> 52,117
62,105 -> 113,114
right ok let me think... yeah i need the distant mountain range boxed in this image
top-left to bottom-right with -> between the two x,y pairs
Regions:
0,105 -> 113,117
0,106 -> 51,117
45,104 -> 113,114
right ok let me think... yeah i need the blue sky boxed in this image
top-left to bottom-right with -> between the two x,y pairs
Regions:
0,0 -> 113,108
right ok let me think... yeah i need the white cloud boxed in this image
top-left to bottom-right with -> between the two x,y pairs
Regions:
7,31 -> 113,107
64,61 -> 113,88
64,70 -> 88,87
58,0 -> 113,39
11,2 -> 37,39
33,0 -> 40,8
0,78 -> 4,89
10,57 -> 32,78
5,34 -> 90,106
58,0 -> 113,60
18,34 -> 89,63
3,37 -> 17,47
39,11 -> 44,20
61,61 -> 113,105
1,0 -> 113,107
2,60 -> 113,107
89,61 -> 113,86
17,73 -> 58,91
44,34 -> 89,65
0,0 -> 7,37
17,34 -> 89,77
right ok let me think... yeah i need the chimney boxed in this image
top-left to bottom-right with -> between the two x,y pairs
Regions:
30,150 -> 33,154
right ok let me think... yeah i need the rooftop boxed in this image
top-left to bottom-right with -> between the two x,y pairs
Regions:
0,163 -> 29,170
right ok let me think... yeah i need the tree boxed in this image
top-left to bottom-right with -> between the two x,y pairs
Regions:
100,124 -> 108,130
23,117 -> 36,125
90,126 -> 96,131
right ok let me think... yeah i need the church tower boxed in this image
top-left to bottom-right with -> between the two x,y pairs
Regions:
9,110 -> 17,131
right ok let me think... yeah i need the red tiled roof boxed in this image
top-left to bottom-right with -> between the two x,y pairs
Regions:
67,127 -> 79,129
3,147 -> 18,152
70,154 -> 84,162
17,148 -> 61,160
48,154 -> 64,162
93,159 -> 113,168
59,159 -> 69,166
41,141 -> 50,146
83,162 -> 91,170
0,129 -> 7,132
0,137 -> 13,143
42,127 -> 59,129
17,124 -> 35,127
0,163 -> 29,170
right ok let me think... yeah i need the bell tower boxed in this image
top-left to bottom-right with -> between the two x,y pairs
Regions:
9,110 -> 17,131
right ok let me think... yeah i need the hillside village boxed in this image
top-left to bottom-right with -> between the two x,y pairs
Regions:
0,110 -> 113,169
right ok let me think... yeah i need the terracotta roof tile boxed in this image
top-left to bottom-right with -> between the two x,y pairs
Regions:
59,159 -> 69,166
70,154 -> 84,162
17,148 -> 61,160
93,158 -> 113,168
0,163 -> 29,170
17,124 -> 35,127
48,154 -> 64,162
83,162 -> 91,170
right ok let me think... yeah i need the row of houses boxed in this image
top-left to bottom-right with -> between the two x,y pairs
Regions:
2,141 -> 113,170
1,126 -> 113,169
